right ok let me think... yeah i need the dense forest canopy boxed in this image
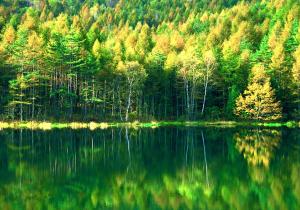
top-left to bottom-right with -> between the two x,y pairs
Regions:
0,0 -> 299,121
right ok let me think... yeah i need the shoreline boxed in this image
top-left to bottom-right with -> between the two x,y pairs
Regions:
0,120 -> 299,130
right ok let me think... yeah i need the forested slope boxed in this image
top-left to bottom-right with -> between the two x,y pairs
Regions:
0,0 -> 299,121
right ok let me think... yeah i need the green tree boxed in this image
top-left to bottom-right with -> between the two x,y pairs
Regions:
8,74 -> 31,121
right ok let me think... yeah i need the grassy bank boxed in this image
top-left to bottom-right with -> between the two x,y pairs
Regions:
0,120 -> 299,130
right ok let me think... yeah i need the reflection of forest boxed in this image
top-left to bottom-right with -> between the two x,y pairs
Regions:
234,129 -> 281,167
0,128 -> 299,210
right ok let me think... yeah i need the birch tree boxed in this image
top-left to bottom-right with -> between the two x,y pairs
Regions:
201,50 -> 216,115
117,61 -> 147,121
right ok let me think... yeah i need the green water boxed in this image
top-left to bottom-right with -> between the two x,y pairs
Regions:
0,127 -> 299,210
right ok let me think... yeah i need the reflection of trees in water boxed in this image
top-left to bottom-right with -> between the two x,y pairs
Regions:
0,128 -> 216,209
292,163 -> 300,203
0,128 -> 299,210
234,129 -> 281,167
233,129 -> 300,210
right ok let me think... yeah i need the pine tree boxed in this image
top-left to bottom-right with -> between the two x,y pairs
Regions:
235,64 -> 282,120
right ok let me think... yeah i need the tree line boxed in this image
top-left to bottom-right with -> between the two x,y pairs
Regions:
0,0 -> 299,121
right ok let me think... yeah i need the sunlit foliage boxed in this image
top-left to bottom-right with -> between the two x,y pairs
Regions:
0,0 -> 299,121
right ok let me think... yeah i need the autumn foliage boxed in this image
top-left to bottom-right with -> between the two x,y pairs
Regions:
235,64 -> 282,120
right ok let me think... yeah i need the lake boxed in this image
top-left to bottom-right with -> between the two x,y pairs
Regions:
0,127 -> 299,210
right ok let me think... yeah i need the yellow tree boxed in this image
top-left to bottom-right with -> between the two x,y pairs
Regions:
20,10 -> 38,31
135,23 -> 152,60
170,31 -> 185,51
2,25 -> 16,46
92,39 -> 101,58
235,64 -> 282,120
0,25 -> 16,61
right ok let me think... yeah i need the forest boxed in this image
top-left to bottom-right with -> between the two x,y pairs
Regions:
0,0 -> 299,122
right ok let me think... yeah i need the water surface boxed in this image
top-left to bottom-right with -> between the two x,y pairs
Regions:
0,127 -> 299,210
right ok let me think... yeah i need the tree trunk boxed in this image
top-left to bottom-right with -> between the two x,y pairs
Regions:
125,81 -> 133,122
103,80 -> 107,116
184,79 -> 190,119
164,86 -> 167,119
117,82 -> 123,121
20,91 -> 23,122
32,86 -> 35,119
112,84 -> 115,117
201,68 -> 209,115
